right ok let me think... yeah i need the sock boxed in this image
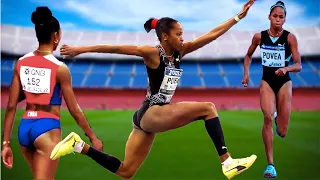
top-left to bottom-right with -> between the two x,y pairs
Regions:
74,141 -> 85,153
86,147 -> 121,173
268,163 -> 275,167
205,117 -> 228,156
222,156 -> 233,169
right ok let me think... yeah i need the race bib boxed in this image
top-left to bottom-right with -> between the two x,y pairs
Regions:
20,66 -> 51,94
261,44 -> 285,67
158,67 -> 183,103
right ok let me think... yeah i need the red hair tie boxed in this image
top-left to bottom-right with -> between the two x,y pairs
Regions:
151,19 -> 158,29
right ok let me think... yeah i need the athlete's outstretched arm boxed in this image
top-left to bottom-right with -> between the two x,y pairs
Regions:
181,0 -> 255,57
2,66 -> 21,168
57,64 -> 103,150
60,44 -> 159,67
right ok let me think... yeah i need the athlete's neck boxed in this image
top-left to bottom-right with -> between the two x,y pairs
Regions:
160,43 -> 174,58
269,27 -> 283,37
35,44 -> 54,55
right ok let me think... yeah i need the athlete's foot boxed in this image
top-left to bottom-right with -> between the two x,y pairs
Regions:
222,154 -> 257,179
50,132 -> 83,160
263,164 -> 277,178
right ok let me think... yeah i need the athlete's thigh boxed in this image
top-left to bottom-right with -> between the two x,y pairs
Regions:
20,146 -> 35,173
276,81 -> 292,127
116,128 -> 156,177
141,101 -> 215,133
260,80 -> 276,118
33,129 -> 61,179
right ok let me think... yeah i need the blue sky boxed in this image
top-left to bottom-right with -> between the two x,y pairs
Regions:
2,0 -> 319,32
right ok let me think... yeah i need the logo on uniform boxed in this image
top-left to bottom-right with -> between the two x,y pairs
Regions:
25,68 -> 29,75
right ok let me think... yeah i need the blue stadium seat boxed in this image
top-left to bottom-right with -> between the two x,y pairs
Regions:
299,71 -> 320,86
290,73 -> 305,87
180,73 -> 202,87
108,73 -> 131,87
114,63 -> 133,73
85,73 -> 108,87
250,62 -> 262,72
181,62 -> 199,73
199,62 -> 220,73
133,73 -> 148,88
71,72 -> 85,87
1,57 -> 15,69
1,69 -> 13,86
91,63 -> 112,72
249,73 -> 262,87
221,62 -> 242,73
310,61 -> 320,70
226,73 -> 244,87
135,63 -> 147,74
203,73 -> 226,87
70,62 -> 90,73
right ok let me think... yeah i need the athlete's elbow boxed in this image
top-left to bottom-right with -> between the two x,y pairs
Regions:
297,64 -> 302,72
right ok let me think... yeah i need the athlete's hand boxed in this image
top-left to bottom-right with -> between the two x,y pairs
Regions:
2,146 -> 13,169
242,74 -> 250,87
275,68 -> 287,76
60,44 -> 82,58
238,0 -> 255,19
90,137 -> 103,151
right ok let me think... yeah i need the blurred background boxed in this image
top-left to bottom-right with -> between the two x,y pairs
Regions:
1,0 -> 319,179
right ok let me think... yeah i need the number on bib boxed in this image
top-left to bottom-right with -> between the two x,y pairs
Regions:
20,66 -> 51,94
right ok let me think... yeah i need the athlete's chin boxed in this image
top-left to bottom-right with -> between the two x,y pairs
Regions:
273,24 -> 282,29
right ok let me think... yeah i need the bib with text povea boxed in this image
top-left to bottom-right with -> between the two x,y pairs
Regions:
260,44 -> 285,67
158,67 -> 183,103
20,66 -> 51,94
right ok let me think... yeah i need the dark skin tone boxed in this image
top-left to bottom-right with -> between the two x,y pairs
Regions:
58,1 -> 256,179
241,6 -> 301,165
2,28 -> 103,179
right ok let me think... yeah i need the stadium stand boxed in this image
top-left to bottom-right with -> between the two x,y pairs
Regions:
2,56 -> 320,88
1,25 -> 320,88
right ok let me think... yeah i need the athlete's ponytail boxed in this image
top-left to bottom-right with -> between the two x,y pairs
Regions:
144,18 -> 159,33
143,17 -> 178,42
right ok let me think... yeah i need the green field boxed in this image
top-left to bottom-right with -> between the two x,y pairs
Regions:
1,109 -> 319,180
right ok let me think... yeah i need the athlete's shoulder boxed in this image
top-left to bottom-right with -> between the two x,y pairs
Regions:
252,33 -> 261,44
18,52 -> 34,61
44,54 -> 64,66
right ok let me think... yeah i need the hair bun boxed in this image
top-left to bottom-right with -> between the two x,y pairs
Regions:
276,1 -> 285,6
31,6 -> 52,25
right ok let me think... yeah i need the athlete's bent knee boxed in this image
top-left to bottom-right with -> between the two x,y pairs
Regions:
263,114 -> 273,126
117,165 -> 137,180
204,102 -> 218,120
119,170 -> 136,180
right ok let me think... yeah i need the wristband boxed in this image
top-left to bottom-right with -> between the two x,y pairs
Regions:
234,16 -> 241,22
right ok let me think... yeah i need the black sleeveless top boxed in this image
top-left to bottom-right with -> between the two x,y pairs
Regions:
145,45 -> 182,106
259,30 -> 292,79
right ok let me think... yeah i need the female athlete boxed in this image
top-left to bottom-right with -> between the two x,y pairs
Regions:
1,6 -> 103,179
51,1 -> 257,179
241,1 -> 302,178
